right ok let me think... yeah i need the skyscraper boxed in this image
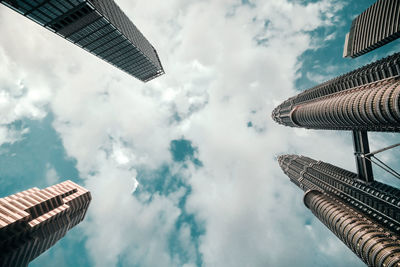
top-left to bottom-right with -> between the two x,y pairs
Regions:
0,0 -> 164,82
343,0 -> 400,58
0,180 -> 91,267
273,1 -> 400,265
272,52 -> 400,132
279,155 -> 400,232
278,155 -> 400,266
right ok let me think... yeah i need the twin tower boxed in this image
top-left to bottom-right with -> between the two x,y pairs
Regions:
273,0 -> 400,266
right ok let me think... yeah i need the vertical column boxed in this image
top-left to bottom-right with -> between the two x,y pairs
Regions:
352,130 -> 374,182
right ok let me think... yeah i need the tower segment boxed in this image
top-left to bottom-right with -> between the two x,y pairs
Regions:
0,0 -> 164,82
0,180 -> 91,267
272,53 -> 400,132
343,0 -> 400,58
278,154 -> 400,266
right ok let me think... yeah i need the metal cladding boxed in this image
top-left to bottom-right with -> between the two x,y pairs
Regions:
0,0 -> 164,82
291,78 -> 400,131
304,190 -> 400,267
343,0 -> 400,58
0,181 -> 91,267
272,52 -> 400,132
279,154 -> 400,266
278,154 -> 400,234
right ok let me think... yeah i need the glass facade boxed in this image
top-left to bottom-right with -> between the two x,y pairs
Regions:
0,0 -> 164,82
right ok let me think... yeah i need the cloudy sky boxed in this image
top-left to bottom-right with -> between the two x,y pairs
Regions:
1,0 -> 400,266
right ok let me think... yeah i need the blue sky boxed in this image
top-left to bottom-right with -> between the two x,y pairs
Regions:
0,0 -> 399,266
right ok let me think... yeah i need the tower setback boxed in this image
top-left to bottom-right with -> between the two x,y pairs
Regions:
278,154 -> 400,233
0,180 -> 91,267
278,154 -> 400,266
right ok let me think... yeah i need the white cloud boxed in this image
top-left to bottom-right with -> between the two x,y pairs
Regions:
45,163 -> 60,185
0,0 -> 368,266
0,46 -> 51,145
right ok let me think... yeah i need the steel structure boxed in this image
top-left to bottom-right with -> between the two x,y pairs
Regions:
278,154 -> 400,266
343,0 -> 400,58
272,53 -> 400,132
304,190 -> 400,266
273,1 -> 400,265
0,180 -> 91,267
0,0 -> 164,82
279,154 -> 400,233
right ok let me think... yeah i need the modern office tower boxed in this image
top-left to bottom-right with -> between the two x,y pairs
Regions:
0,0 -> 164,82
272,52 -> 400,132
344,0 -> 400,58
278,154 -> 400,266
0,180 -> 91,267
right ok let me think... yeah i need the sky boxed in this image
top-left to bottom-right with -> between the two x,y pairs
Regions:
0,0 -> 400,266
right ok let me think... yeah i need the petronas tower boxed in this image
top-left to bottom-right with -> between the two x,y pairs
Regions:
273,1 -> 400,266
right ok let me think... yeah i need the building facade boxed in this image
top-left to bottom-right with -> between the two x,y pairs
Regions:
304,190 -> 400,266
278,154 -> 400,266
278,154 -> 400,233
0,0 -> 164,82
274,1 -> 400,265
0,180 -> 91,267
272,52 -> 400,132
343,0 -> 400,58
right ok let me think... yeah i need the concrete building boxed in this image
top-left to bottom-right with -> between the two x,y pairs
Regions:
0,180 -> 91,267
344,0 -> 400,58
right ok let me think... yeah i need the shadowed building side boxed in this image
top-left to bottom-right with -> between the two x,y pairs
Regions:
0,0 -> 164,82
0,180 -> 91,267
343,0 -> 400,58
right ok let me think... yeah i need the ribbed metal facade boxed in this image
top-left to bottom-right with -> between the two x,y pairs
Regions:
274,2 -> 400,265
279,154 -> 400,233
344,0 -> 400,58
272,52 -> 400,132
0,0 -> 164,82
291,78 -> 400,131
304,190 -> 400,267
279,154 -> 400,266
0,180 -> 91,267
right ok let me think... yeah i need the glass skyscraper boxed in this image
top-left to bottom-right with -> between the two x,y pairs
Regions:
0,0 -> 164,82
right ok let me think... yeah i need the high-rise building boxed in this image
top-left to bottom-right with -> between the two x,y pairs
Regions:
0,0 -> 164,82
279,154 -> 400,233
0,180 -> 91,267
304,190 -> 400,266
273,2 -> 400,264
272,52 -> 400,132
343,0 -> 400,58
278,154 -> 400,266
